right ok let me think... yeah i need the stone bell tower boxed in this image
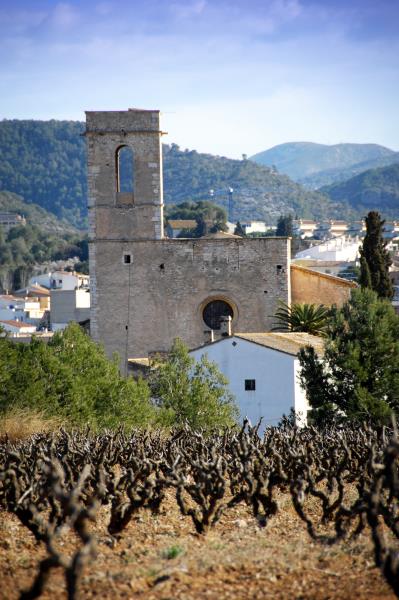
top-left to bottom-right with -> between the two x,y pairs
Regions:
85,109 -> 165,345
86,109 -> 164,242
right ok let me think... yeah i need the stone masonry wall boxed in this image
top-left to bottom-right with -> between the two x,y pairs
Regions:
93,236 -> 290,364
291,264 -> 356,306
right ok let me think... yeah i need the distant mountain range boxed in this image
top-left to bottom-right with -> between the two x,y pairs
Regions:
0,121 -> 398,227
251,142 -> 399,188
321,164 -> 399,216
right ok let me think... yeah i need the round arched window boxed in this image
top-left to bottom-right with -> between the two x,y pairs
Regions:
203,299 -> 234,330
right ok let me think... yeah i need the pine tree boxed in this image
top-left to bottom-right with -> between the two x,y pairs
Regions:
298,288 -> 399,424
234,221 -> 246,236
359,211 -> 394,299
276,214 -> 293,237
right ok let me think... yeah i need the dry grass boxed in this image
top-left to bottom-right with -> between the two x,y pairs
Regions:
0,408 -> 63,442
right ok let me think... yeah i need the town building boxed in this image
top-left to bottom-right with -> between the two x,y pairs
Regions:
189,331 -> 324,430
294,236 -> 361,262
50,289 -> 90,331
0,320 -> 37,336
0,212 -> 26,233
166,219 -> 197,238
293,220 -> 318,239
30,271 -> 89,291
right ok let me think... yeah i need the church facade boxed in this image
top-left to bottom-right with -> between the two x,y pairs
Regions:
86,109 -> 291,371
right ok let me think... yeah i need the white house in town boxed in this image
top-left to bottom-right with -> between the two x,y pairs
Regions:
295,236 -> 361,262
50,289 -> 90,331
225,221 -> 275,235
30,271 -> 89,291
189,332 -> 324,431
0,296 -> 46,327
0,320 -> 37,336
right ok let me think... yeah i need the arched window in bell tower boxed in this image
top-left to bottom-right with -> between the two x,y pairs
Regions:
116,145 -> 134,196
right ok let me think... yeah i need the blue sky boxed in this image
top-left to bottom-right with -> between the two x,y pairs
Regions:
1,0 -> 398,157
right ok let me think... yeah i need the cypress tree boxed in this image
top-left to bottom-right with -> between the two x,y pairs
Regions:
358,211 -> 393,299
359,256 -> 372,290
276,214 -> 293,237
234,221 -> 246,236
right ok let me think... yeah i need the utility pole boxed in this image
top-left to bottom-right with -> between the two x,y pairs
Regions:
228,187 -> 234,223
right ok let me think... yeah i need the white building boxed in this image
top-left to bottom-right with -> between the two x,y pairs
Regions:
30,271 -> 89,291
295,236 -> 361,262
50,289 -> 90,331
226,221 -> 274,236
293,220 -> 318,239
0,295 -> 24,309
189,332 -> 324,431
0,320 -> 37,336
0,296 -> 45,327
0,212 -> 26,233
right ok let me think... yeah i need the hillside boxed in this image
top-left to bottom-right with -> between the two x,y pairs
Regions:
300,152 -> 399,189
0,120 -> 351,226
0,191 -> 77,234
0,191 -> 85,291
0,120 -> 87,227
251,142 -> 395,181
162,144 -> 346,222
321,163 -> 399,217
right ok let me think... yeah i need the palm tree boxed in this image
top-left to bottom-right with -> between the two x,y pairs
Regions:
272,301 -> 331,336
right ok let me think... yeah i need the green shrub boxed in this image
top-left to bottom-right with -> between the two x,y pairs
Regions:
150,338 -> 239,430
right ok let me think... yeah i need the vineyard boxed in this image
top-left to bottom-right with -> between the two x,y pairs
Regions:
1,421 -> 399,599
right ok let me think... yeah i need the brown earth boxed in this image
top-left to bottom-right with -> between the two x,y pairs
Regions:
0,490 -> 394,600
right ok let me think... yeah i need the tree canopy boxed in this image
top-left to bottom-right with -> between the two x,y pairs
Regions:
166,201 -> 228,237
276,214 -> 294,237
0,327 -> 237,431
0,220 -> 88,291
358,211 -> 394,299
150,338 -> 238,430
0,120 -> 347,228
0,323 -> 153,429
298,288 -> 399,424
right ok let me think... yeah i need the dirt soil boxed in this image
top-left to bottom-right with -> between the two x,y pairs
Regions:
0,490 -> 394,600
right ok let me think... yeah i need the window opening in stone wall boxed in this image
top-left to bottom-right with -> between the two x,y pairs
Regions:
245,379 -> 256,391
116,146 -> 134,193
123,254 -> 131,264
203,299 -> 233,330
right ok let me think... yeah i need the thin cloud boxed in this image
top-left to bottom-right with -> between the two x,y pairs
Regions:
49,3 -> 79,28
170,0 -> 207,19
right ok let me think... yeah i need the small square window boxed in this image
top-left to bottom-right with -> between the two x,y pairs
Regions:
245,379 -> 256,391
123,254 -> 131,264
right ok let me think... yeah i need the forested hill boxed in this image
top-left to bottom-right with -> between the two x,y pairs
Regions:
0,191 -> 77,234
0,120 -> 87,227
0,119 -> 352,227
321,164 -> 399,217
251,141 -> 395,181
162,144 -> 345,222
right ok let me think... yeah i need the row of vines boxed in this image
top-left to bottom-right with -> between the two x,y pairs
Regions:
1,421 -> 399,598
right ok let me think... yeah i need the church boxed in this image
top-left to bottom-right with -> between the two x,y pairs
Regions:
85,109 -> 351,372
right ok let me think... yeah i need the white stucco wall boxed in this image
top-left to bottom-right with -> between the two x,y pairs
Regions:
295,237 -> 360,262
190,336 -> 307,429
293,358 -> 308,425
